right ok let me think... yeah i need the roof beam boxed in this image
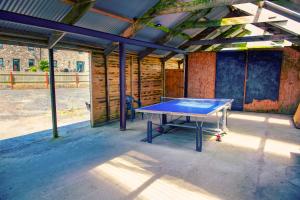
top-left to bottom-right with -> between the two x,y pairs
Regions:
185,34 -> 299,46
0,27 -> 105,51
233,3 -> 300,36
162,26 -> 231,62
181,14 -> 287,29
138,8 -> 211,60
202,27 -> 249,51
155,0 -> 257,16
49,0 -> 95,48
64,0 -> 134,23
191,25 -> 245,51
90,7 -> 134,23
264,0 -> 300,22
0,10 -> 185,54
103,0 -> 178,56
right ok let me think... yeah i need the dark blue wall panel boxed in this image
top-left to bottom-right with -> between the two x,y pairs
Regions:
245,51 -> 282,104
215,51 -> 246,111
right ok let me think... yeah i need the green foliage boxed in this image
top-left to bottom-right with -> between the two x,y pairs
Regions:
29,66 -> 37,72
39,60 -> 49,72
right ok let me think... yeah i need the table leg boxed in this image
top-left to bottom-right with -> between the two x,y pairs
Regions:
196,121 -> 203,152
222,108 -> 228,132
186,116 -> 191,123
162,114 -> 167,125
147,120 -> 152,143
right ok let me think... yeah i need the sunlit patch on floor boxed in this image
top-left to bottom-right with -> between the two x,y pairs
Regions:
222,131 -> 262,150
267,117 -> 291,126
229,113 -> 266,122
264,139 -> 300,158
90,151 -> 221,200
137,175 -> 221,200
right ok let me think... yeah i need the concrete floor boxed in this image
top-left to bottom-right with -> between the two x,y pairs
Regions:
0,112 -> 300,200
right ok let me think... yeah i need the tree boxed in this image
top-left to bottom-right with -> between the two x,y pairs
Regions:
39,60 -> 49,72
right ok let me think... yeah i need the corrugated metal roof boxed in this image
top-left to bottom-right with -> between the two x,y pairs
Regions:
0,0 -> 234,55
0,0 -> 71,21
0,0 -> 296,55
75,12 -> 129,35
94,0 -> 159,19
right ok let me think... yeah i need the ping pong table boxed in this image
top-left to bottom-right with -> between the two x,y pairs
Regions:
136,97 -> 233,152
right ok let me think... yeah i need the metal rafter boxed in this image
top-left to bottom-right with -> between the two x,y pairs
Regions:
0,10 -> 186,54
49,0 -> 96,48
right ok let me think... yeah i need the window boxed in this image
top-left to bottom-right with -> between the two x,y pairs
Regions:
0,58 -> 4,68
54,60 -> 57,67
28,59 -> 35,67
28,47 -> 34,51
76,61 -> 85,72
0,43 -> 3,49
13,59 -> 20,71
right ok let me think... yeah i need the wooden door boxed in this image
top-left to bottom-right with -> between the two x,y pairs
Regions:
245,50 -> 282,104
165,69 -> 184,97
215,51 -> 246,111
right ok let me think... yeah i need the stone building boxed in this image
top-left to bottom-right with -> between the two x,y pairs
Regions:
0,43 -> 90,72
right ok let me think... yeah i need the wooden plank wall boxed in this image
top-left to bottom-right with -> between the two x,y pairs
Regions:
90,51 -> 179,126
90,51 -> 107,125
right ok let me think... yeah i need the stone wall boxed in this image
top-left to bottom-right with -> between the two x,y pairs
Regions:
0,44 -> 90,72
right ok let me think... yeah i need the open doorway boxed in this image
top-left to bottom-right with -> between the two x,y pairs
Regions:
0,44 -> 91,140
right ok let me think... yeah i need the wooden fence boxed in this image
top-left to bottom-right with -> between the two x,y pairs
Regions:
0,72 -> 89,89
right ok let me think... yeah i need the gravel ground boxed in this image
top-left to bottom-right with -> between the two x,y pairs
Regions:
0,88 -> 90,140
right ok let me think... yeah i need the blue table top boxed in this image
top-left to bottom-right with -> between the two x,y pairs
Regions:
136,98 -> 233,116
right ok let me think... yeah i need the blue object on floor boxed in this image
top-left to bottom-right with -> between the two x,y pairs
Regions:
126,95 -> 143,121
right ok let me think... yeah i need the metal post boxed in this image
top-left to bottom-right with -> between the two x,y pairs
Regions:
49,48 -> 58,138
104,55 -> 110,121
119,43 -> 126,131
184,54 -> 190,122
183,54 -> 188,98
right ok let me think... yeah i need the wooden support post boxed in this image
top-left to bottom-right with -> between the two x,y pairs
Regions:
45,72 -> 49,88
130,56 -> 133,97
243,51 -> 249,111
9,72 -> 13,89
161,59 -> 166,97
137,58 -> 141,103
119,43 -> 126,131
104,55 -> 110,121
75,72 -> 79,88
49,48 -> 58,138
